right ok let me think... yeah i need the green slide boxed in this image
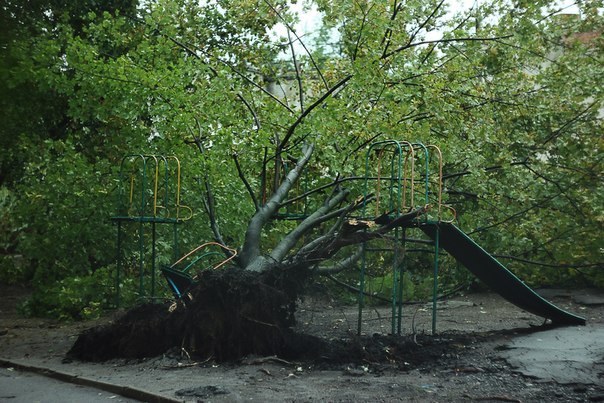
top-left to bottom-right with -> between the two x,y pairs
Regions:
419,222 -> 586,326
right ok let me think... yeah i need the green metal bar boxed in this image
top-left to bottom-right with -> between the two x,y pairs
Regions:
412,143 -> 430,208
181,251 -> 223,273
116,220 -> 122,307
357,244 -> 367,335
391,228 -> 399,335
432,225 -> 440,335
151,221 -> 156,298
397,228 -> 406,335
173,222 -> 179,262
138,220 -> 145,297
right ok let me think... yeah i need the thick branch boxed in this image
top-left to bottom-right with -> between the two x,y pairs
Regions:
270,189 -> 349,263
305,205 -> 429,264
292,194 -> 374,262
239,144 -> 315,269
314,247 -> 364,274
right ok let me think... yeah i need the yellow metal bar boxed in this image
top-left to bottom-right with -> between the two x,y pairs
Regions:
121,154 -> 146,216
170,242 -> 237,270
129,174 -> 135,206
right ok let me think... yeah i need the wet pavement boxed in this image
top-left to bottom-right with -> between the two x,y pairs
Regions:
0,367 -> 141,402
500,324 -> 604,386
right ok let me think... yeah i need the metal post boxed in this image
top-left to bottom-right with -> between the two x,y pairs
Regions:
391,228 -> 399,335
138,220 -> 145,297
357,244 -> 367,336
397,228 -> 406,335
151,220 -> 157,298
432,225 -> 440,335
116,220 -> 122,307
173,222 -> 179,261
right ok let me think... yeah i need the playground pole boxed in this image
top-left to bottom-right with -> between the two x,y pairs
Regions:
116,221 -> 122,307
138,220 -> 145,297
396,228 -> 406,335
357,243 -> 367,336
432,225 -> 440,335
151,221 -> 157,298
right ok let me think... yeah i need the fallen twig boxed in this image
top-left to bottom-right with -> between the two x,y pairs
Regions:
463,394 -> 521,403
243,355 -> 295,366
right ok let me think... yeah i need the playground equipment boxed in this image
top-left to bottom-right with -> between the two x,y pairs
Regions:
356,140 -> 585,336
111,155 -> 193,305
161,242 -> 237,302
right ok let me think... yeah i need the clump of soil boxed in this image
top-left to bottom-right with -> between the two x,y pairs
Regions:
67,303 -> 175,361
68,266 -> 308,362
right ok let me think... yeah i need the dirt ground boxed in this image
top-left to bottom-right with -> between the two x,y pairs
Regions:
1,283 -> 603,402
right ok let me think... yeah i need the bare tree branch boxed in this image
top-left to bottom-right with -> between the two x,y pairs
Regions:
352,2 -> 373,61
381,1 -> 403,58
493,255 -> 603,269
541,101 -> 597,145
303,205 -> 429,265
191,126 -> 232,257
382,35 -> 513,59
262,0 -> 328,90
325,274 -> 392,304
233,153 -> 260,212
406,0 -> 445,50
287,30 -> 305,112
237,93 -> 260,133
278,75 -> 352,151
292,194 -> 375,260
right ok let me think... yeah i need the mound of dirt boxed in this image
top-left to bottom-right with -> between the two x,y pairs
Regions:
67,267 -> 310,362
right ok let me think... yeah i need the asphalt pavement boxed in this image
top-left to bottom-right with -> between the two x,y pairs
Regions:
0,367 -> 141,402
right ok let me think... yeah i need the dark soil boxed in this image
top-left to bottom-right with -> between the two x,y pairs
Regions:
68,267 -> 306,362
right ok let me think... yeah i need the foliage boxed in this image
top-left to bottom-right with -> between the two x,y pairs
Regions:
19,265 -> 139,321
1,0 -> 602,319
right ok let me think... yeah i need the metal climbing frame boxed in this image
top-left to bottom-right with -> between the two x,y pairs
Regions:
111,155 -> 193,306
161,242 -> 237,301
357,140 -> 455,336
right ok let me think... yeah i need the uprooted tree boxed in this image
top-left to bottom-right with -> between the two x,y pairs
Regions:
2,0 -> 602,356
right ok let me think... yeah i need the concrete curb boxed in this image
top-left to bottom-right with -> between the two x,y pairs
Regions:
0,358 -> 182,403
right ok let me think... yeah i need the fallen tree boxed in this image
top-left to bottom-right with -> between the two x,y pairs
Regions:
64,0 -> 603,360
